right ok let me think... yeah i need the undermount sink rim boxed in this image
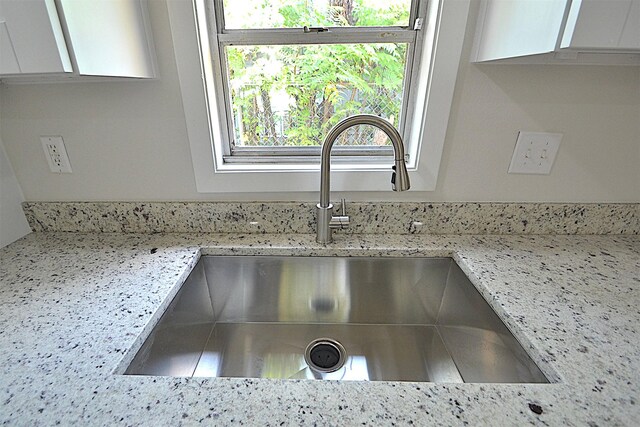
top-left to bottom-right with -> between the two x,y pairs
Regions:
119,252 -> 557,384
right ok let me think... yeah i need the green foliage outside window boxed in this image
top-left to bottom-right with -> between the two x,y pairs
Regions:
225,0 -> 410,147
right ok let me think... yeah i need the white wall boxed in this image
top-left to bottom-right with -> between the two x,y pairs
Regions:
1,0 -> 638,203
0,117 -> 30,247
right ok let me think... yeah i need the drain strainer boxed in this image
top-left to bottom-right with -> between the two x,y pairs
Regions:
304,338 -> 347,373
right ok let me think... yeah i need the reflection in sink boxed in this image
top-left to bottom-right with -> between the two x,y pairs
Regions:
124,256 -> 549,383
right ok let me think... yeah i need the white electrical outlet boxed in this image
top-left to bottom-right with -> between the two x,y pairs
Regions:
41,136 -> 72,173
508,131 -> 562,175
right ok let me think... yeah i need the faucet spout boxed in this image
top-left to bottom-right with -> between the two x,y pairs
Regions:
317,114 -> 410,244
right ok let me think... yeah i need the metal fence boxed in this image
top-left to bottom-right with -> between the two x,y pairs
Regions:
232,84 -> 402,147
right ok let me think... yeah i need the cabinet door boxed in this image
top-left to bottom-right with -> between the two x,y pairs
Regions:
0,0 -> 72,74
473,0 -> 568,62
619,0 -> 640,49
0,21 -> 20,74
562,0 -> 640,50
59,0 -> 156,78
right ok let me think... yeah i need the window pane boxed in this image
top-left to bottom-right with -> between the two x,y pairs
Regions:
226,43 -> 407,148
222,0 -> 412,30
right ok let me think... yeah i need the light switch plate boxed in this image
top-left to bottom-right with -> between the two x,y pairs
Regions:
41,136 -> 72,173
508,131 -> 562,175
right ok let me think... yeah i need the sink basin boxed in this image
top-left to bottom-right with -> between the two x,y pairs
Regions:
124,256 -> 548,383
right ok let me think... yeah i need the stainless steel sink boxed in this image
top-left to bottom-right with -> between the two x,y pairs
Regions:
124,256 -> 548,383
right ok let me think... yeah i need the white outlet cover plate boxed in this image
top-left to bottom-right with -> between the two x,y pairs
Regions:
508,131 -> 562,175
41,136 -> 73,173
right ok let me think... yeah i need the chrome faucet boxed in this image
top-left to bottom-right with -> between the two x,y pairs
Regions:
316,114 -> 410,244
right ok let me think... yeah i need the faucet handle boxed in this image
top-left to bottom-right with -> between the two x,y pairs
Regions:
329,198 -> 350,230
339,198 -> 347,216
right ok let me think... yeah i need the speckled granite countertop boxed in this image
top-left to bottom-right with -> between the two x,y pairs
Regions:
0,232 -> 638,426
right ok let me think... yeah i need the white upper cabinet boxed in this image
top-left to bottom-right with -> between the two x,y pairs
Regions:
58,0 -> 155,78
0,0 -> 156,79
562,0 -> 640,50
472,0 -> 640,64
0,0 -> 72,74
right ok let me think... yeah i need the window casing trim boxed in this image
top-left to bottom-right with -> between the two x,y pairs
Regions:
166,0 -> 470,192
203,0 -> 427,163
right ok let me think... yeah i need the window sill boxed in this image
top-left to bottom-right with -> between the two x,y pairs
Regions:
189,167 -> 435,193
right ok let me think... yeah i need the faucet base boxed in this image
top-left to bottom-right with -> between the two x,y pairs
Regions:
316,204 -> 334,244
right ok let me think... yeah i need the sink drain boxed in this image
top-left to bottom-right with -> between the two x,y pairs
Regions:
304,338 -> 347,373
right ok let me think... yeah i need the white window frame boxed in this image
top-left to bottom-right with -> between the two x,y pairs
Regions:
210,0 -> 423,163
166,0 -> 470,193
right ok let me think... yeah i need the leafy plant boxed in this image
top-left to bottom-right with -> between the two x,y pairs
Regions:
227,0 -> 409,147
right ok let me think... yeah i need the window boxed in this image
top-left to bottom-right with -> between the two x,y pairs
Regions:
207,0 -> 424,164
167,0 -> 470,192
